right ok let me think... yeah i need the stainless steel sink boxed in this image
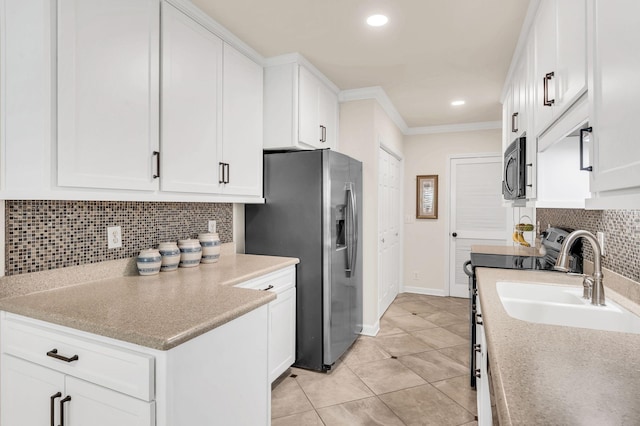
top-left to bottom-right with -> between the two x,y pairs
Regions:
496,281 -> 640,334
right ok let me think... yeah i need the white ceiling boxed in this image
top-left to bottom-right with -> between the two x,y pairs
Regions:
191,0 -> 530,129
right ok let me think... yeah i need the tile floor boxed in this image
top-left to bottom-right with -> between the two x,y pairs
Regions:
271,293 -> 478,426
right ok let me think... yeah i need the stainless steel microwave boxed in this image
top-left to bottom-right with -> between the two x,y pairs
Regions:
503,137 -> 526,200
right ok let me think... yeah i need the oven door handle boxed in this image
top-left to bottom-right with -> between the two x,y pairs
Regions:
463,260 -> 474,277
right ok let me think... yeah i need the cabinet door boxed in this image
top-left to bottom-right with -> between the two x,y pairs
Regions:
1,355 -> 65,426
298,66 -> 322,148
555,0 -> 587,110
590,0 -> 640,194
161,2 -> 223,193
57,0 -> 160,191
319,84 -> 338,150
269,287 -> 296,382
533,0 -> 556,138
221,44 -> 263,196
66,376 -> 154,426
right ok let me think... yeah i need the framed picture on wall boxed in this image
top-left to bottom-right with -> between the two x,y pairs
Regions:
416,175 -> 438,219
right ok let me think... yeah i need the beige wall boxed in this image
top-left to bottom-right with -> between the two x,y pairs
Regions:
339,99 -> 403,334
403,130 -> 501,295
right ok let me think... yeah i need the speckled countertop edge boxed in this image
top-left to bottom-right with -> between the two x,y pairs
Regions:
476,268 -> 640,425
0,251 -> 299,351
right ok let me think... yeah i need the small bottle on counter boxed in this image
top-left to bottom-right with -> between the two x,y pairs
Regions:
198,233 -> 221,264
136,249 -> 162,276
158,241 -> 180,272
178,239 -> 202,268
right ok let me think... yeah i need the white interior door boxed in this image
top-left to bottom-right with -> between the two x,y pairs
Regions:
449,155 -> 507,298
378,148 -> 401,315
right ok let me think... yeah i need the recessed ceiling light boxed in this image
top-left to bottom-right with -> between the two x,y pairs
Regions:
367,14 -> 388,27
451,100 -> 466,106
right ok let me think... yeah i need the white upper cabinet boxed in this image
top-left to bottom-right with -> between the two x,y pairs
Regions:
160,2 -> 223,194
586,0 -> 640,207
264,55 -> 339,151
533,0 -> 587,139
221,43 -> 263,197
57,0 -> 160,191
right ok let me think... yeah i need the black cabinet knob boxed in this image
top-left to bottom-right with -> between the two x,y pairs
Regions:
452,232 -> 457,237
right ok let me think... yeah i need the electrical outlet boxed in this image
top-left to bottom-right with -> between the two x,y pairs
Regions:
107,226 -> 122,249
413,271 -> 419,280
597,231 -> 606,256
208,220 -> 217,233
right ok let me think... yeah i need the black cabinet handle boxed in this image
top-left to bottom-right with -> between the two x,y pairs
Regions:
452,232 -> 457,237
322,125 -> 327,143
526,163 -> 533,187
60,395 -> 71,426
475,368 -> 482,379
511,112 -> 519,133
153,151 -> 160,179
543,72 -> 555,106
219,162 -> 225,184
580,127 -> 593,171
261,285 -> 274,291
46,349 -> 79,363
474,344 -> 482,353
50,392 -> 62,426
476,313 -> 483,325
225,163 -> 230,184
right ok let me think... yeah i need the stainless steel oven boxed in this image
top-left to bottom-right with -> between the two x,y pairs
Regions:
503,136 -> 526,200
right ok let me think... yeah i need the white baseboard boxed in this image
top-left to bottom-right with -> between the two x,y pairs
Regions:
360,321 -> 380,337
402,286 -> 446,297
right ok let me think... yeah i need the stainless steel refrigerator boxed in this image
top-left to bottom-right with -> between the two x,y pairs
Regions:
245,150 -> 363,372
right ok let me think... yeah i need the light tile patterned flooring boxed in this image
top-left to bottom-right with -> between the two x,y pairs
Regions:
271,293 -> 477,426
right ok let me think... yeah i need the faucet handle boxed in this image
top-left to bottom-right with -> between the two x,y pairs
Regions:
582,276 -> 594,300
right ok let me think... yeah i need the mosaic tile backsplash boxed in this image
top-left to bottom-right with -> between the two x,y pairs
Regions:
6,201 -> 233,275
537,208 -> 640,283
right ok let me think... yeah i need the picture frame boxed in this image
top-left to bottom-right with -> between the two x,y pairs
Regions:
416,175 -> 438,219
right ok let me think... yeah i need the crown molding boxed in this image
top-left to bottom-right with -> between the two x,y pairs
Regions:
264,53 -> 340,93
406,121 -> 502,135
165,0 -> 264,65
339,87 -> 409,134
339,87 -> 502,136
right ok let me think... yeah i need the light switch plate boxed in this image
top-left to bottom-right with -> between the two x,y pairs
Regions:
108,226 -> 122,249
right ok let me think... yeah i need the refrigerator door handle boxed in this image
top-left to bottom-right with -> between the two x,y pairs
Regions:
346,184 -> 357,276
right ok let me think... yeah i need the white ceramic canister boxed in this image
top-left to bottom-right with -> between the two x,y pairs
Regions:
178,239 -> 202,267
198,233 -> 221,264
158,241 -> 180,272
137,249 -> 162,276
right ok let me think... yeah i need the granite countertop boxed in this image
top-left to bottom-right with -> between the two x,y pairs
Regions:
476,268 -> 640,425
0,253 -> 299,351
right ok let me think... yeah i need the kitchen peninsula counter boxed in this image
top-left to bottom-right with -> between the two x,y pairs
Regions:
476,267 -> 640,425
0,251 -> 299,350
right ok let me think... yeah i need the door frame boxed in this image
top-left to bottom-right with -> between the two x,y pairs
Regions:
445,152 -> 501,297
378,139 -> 403,317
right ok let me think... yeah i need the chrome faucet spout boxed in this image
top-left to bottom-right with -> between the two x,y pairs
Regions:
554,230 -> 605,306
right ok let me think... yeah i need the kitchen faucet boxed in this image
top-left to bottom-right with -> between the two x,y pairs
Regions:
554,230 -> 605,306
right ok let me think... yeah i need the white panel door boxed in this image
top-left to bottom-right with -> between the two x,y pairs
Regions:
556,0 -> 587,110
378,148 -> 401,316
449,156 -> 507,298
161,2 -> 223,193
268,287 -> 296,382
57,0 -> 159,191
533,0 -> 556,138
222,43 -> 263,196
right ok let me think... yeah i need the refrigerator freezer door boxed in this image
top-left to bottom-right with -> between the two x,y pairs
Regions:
323,151 -> 358,366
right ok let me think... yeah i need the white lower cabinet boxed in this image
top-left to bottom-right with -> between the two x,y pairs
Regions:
2,356 -> 153,426
1,298 -> 272,425
235,266 -> 296,382
475,297 -> 493,425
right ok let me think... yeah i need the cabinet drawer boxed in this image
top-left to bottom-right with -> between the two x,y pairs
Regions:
234,266 -> 295,293
1,314 -> 154,401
